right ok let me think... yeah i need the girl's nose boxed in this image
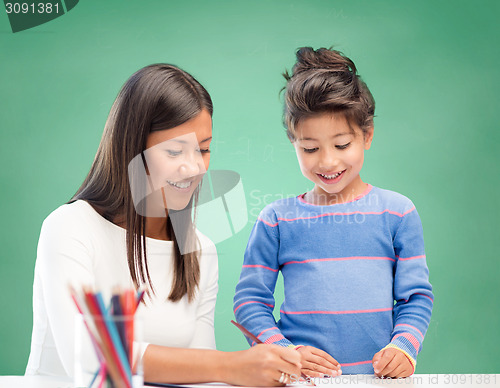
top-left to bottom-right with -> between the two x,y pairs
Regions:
318,149 -> 339,170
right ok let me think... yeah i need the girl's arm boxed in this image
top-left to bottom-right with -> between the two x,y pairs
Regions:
233,206 -> 341,378
233,207 -> 290,346
143,343 -> 302,386
384,204 -> 434,371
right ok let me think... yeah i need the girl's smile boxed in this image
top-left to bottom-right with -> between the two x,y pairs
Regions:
293,112 -> 373,205
317,169 -> 346,183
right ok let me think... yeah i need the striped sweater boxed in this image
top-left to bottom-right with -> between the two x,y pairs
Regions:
233,185 -> 433,374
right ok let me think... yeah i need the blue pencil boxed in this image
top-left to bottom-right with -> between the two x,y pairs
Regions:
95,292 -> 132,383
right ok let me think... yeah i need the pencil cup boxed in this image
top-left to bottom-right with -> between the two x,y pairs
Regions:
74,313 -> 144,388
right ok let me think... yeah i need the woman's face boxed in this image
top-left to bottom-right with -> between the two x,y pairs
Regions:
143,109 -> 212,213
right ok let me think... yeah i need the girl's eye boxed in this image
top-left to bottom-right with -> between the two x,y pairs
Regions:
166,150 -> 182,156
336,142 -> 351,150
303,147 -> 318,153
197,148 -> 211,154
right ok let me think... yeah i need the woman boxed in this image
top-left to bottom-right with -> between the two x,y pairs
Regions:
25,64 -> 301,386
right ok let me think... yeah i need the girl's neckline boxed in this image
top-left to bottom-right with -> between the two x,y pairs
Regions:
298,184 -> 373,207
76,200 -> 173,245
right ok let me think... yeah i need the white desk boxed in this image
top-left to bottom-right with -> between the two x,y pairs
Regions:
0,375 -> 72,387
1,375 -> 499,388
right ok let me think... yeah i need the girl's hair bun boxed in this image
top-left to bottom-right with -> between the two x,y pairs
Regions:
282,46 -> 375,140
284,46 -> 357,80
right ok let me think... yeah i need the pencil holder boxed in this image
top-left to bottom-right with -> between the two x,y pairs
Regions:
74,313 -> 144,388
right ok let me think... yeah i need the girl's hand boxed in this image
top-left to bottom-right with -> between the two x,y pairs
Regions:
372,348 -> 413,378
225,344 -> 302,386
296,345 -> 342,378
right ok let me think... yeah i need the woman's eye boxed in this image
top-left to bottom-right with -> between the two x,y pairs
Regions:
197,148 -> 211,154
336,142 -> 351,150
303,147 -> 318,153
166,150 -> 182,156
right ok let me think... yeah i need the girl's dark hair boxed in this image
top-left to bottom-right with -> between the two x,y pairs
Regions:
70,64 -> 213,302
283,47 -> 375,140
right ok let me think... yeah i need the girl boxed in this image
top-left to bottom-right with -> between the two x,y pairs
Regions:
25,64 -> 301,386
234,47 -> 433,379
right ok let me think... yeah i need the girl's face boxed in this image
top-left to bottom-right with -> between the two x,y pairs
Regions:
293,112 -> 373,205
143,109 -> 212,213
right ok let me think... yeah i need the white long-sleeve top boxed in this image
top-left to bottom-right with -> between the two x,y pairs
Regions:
25,200 -> 218,377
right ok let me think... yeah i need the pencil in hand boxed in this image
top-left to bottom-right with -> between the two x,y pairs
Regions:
230,320 -> 315,385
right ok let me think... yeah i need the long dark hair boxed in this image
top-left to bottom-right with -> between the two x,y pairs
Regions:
70,64 -> 213,302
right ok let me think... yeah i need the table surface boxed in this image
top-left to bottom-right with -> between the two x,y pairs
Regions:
1,374 -> 499,388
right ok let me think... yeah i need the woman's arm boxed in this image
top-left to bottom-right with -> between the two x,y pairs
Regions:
32,204 -> 97,376
143,343 -> 302,386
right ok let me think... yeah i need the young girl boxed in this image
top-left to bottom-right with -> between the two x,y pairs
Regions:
234,47 -> 433,379
26,64 -> 301,386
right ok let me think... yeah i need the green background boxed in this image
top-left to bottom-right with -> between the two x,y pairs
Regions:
1,0 -> 499,376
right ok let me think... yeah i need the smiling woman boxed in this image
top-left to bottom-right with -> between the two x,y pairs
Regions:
25,64 -> 302,386
70,64 -> 213,303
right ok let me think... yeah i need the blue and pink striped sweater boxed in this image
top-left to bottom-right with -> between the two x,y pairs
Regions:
233,185 -> 433,374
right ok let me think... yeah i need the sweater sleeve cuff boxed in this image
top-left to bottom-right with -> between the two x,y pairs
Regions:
382,343 -> 416,374
264,336 -> 294,347
250,331 -> 294,347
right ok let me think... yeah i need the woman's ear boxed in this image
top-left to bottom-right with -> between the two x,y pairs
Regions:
364,127 -> 374,150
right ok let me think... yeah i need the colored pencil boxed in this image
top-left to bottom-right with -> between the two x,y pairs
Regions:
83,288 -> 130,388
230,320 -> 314,385
70,286 -> 144,388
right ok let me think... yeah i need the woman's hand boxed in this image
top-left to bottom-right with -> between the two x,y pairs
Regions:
223,344 -> 302,386
296,345 -> 342,378
372,348 -> 413,378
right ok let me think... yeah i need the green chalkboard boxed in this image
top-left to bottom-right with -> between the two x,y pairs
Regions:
1,0 -> 499,375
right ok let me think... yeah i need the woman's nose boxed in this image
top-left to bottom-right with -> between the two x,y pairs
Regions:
179,151 -> 204,177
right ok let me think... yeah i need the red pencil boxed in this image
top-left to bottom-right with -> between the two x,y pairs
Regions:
83,288 -> 130,388
123,288 -> 135,365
